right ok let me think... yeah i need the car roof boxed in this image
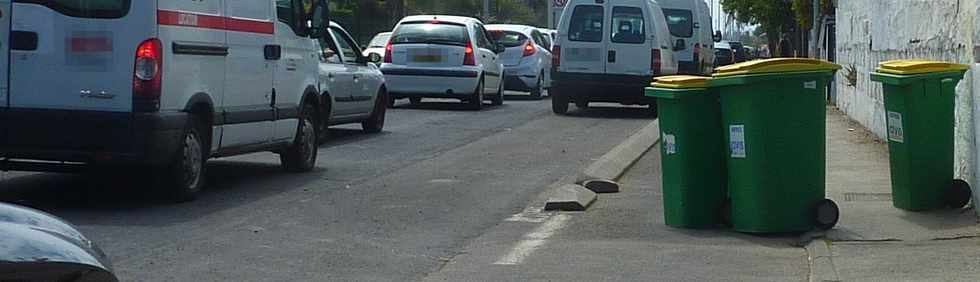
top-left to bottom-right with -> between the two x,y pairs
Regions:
485,24 -> 537,34
400,15 -> 480,25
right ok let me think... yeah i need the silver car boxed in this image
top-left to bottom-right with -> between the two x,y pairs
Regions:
487,24 -> 553,99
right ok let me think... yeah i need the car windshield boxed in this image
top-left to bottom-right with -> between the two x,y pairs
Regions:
368,33 -> 391,48
663,9 -> 693,37
390,22 -> 469,46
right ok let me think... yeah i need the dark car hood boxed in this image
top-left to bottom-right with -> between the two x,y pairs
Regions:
0,203 -> 116,281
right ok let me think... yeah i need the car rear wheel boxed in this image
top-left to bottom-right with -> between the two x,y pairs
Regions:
281,104 -> 318,173
469,78 -> 484,111
409,97 -> 422,105
362,90 -> 388,133
491,78 -> 504,106
159,115 -> 207,202
530,73 -> 543,99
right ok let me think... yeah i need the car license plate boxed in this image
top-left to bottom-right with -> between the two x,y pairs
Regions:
414,55 -> 442,62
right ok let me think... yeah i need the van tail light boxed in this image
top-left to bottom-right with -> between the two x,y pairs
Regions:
133,38 -> 163,112
463,41 -> 476,66
384,41 -> 393,63
552,45 -> 561,69
693,43 -> 701,66
651,49 -> 662,76
523,40 -> 536,57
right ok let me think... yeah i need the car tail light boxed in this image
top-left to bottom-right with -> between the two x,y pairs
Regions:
651,49 -> 662,76
523,40 -> 536,57
133,38 -> 162,111
552,45 -> 561,69
463,41 -> 476,66
384,41 -> 393,63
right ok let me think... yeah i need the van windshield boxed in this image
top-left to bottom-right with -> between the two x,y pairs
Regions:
663,9 -> 694,38
391,22 -> 469,47
15,0 -> 131,19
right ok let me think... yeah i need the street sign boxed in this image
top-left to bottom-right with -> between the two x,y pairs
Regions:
553,0 -> 567,7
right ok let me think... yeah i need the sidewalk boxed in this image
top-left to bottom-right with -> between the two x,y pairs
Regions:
424,107 -> 980,281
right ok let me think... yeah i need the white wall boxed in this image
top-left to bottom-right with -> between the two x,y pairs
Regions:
835,0 -> 977,209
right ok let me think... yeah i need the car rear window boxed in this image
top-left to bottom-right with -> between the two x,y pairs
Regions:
568,5 -> 603,42
391,22 -> 469,47
368,33 -> 391,48
489,30 -> 527,48
611,6 -> 646,44
15,0 -> 130,19
663,9 -> 693,38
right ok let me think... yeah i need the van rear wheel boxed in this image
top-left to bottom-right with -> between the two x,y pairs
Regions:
159,115 -> 207,202
281,104 -> 318,172
552,89 -> 568,115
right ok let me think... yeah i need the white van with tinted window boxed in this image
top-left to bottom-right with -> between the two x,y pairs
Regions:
659,0 -> 714,74
551,0 -> 678,115
0,0 -> 329,202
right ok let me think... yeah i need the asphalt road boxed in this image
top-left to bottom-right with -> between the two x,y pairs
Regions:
0,95 -> 653,281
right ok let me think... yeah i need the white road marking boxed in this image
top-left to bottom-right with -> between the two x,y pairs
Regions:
493,213 -> 571,265
504,205 -> 554,223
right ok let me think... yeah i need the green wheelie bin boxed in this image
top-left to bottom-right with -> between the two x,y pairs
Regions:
646,76 -> 726,228
710,58 -> 842,233
870,60 -> 973,211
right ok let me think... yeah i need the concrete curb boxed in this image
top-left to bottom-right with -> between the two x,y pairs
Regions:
577,120 -> 661,183
804,239 -> 841,282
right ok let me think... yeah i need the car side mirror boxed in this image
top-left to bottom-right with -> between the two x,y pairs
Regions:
713,31 -> 722,42
673,39 -> 686,51
367,53 -> 382,64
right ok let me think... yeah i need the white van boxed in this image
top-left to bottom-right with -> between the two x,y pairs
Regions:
659,0 -> 714,74
552,0 -> 679,115
0,0 -> 328,201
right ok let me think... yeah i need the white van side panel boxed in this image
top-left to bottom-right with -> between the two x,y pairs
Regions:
649,6 -> 678,75
9,1 -> 155,112
272,21 -> 317,142
221,0 -> 275,148
158,0 -> 226,112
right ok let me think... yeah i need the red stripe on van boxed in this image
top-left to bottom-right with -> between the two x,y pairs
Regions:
157,10 -> 274,35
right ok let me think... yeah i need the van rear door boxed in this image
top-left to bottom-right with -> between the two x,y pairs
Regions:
9,0 -> 151,112
1,0 -> 9,108
560,4 -> 605,74
605,4 -> 653,76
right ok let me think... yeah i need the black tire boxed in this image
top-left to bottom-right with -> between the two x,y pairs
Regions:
281,104 -> 318,173
530,73 -> 543,99
813,199 -> 840,231
362,90 -> 388,133
469,78 -> 484,110
160,115 -> 208,202
492,79 -> 504,106
945,179 -> 972,209
575,99 -> 589,109
552,88 -> 568,114
409,97 -> 422,105
719,199 -> 732,227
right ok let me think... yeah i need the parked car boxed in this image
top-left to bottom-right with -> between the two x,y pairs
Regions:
362,31 -> 392,62
487,24 -> 552,99
318,22 -> 388,137
660,0 -> 714,75
551,0 -> 679,115
0,0 -> 328,201
727,41 -> 747,62
743,46 -> 757,60
381,15 -> 505,110
0,202 -> 117,281
539,28 -> 558,46
714,41 -> 735,66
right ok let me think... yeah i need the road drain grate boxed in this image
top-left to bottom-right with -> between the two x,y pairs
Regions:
844,192 -> 893,202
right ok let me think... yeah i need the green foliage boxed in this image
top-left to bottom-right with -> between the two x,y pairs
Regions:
791,0 -> 833,29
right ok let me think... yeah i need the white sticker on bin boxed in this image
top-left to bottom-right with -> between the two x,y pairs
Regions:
804,81 -> 817,89
664,134 -> 677,155
887,111 -> 904,143
730,125 -> 747,158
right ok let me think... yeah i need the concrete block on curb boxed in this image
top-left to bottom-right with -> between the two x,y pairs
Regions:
544,184 -> 597,212
582,179 -> 620,193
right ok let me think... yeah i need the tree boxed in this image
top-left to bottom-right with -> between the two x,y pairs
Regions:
720,0 -> 797,56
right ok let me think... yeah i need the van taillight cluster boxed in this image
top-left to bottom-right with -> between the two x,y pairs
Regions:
134,38 -> 162,112
463,42 -> 476,66
651,49 -> 662,76
551,45 -> 561,69
523,41 -> 536,57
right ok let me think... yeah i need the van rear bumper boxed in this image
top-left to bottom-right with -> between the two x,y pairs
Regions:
0,108 -> 188,170
551,72 -> 656,105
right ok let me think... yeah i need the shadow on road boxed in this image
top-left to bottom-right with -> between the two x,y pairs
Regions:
392,100 -> 508,112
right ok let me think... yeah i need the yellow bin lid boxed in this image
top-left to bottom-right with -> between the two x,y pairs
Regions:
713,58 -> 841,77
651,75 -> 710,89
876,59 -> 969,75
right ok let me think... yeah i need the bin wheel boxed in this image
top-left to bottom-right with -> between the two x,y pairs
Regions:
813,199 -> 839,231
945,179 -> 972,209
719,199 -> 732,227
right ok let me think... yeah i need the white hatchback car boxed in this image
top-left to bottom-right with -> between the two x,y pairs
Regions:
487,24 -> 552,99
362,31 -> 391,61
381,15 -> 505,110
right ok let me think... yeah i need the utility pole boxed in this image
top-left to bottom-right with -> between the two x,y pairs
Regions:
483,0 -> 490,20
810,0 -> 819,58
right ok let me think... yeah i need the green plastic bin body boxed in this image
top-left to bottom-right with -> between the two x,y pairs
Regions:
712,71 -> 835,233
646,86 -> 726,228
871,71 -> 966,211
